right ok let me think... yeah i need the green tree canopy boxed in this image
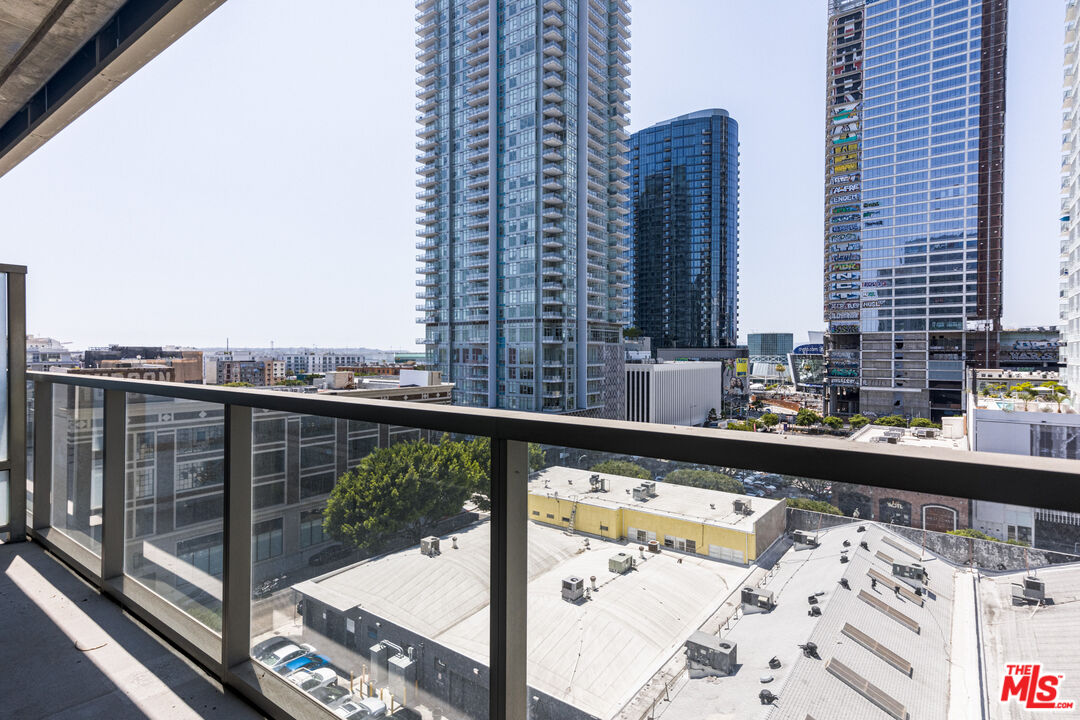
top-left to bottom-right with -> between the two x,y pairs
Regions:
874,415 -> 908,427
589,460 -> 651,480
221,381 -> 254,387
822,415 -> 844,430
909,418 -> 940,429
324,440 -> 484,550
849,414 -> 870,429
664,468 -> 744,494
759,412 -> 780,428
786,498 -> 842,515
795,408 -> 822,426
947,528 -> 996,541
464,439 -> 547,510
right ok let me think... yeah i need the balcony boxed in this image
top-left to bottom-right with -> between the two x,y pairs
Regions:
2,267 -> 1080,720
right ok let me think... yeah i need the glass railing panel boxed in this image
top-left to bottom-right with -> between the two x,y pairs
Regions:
0,470 -> 8,529
0,272 -> 7,464
523,441 -> 1080,720
51,385 -> 103,553
123,392 -> 226,631
25,380 -> 33,516
249,415 -> 490,720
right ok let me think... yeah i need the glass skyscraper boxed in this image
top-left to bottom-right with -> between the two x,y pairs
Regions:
415,0 -> 631,413
627,109 -> 739,348
823,0 -> 1006,420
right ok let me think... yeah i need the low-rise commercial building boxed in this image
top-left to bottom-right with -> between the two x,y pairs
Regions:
624,361 -> 725,426
529,467 -> 786,564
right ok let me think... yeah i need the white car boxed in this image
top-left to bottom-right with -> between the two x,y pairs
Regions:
335,697 -> 388,719
288,667 -> 337,693
255,642 -> 312,670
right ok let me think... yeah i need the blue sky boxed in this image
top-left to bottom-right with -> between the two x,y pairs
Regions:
0,0 -> 1064,350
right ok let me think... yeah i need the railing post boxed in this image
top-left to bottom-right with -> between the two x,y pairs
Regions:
31,381 -> 52,530
7,270 -> 26,540
490,438 -> 528,720
100,389 -> 126,580
222,404 -> 252,673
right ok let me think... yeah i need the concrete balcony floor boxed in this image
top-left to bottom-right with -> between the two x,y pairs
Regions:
0,540 -> 264,720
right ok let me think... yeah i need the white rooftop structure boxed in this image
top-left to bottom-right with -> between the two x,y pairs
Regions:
295,521 -> 753,720
660,523 -> 963,720
532,466 -> 784,531
852,424 -> 969,451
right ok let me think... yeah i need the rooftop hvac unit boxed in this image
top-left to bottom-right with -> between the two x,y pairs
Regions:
1011,576 -> 1048,606
733,498 -> 753,515
741,586 -> 775,612
685,631 -> 737,678
420,536 -> 440,557
561,576 -> 585,602
891,561 -> 925,586
609,552 -> 634,574
642,480 -> 657,497
588,474 -> 604,492
632,486 -> 649,501
793,530 -> 819,547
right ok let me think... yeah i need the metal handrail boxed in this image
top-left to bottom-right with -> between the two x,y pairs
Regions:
26,371 -> 1080,513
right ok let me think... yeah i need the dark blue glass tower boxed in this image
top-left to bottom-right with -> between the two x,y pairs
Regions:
627,109 -> 739,348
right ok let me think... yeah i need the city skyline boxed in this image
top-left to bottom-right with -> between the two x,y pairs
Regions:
0,0 -> 1063,350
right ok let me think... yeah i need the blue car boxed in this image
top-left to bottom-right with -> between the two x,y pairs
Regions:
278,652 -> 331,676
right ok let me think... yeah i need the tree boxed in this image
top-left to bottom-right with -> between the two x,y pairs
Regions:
664,468 -> 744,494
463,440 -> 548,510
274,378 -> 305,386
874,415 -> 907,427
849,414 -> 870,430
910,418 -> 941,429
706,408 -> 719,424
324,440 -> 484,551
948,528 -> 997,542
822,415 -> 844,430
786,498 -> 842,515
1012,381 -> 1038,410
623,326 -> 642,339
589,460 -> 651,480
759,412 -> 780,429
795,408 -> 822,426
1041,381 -> 1068,412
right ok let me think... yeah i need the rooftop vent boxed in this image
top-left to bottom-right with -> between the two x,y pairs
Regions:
420,536 -> 440,557
793,530 -> 819,547
733,498 -> 753,515
891,560 -> 926,588
686,631 -> 737,678
561,576 -> 585,602
609,552 -> 634,574
741,586 -> 776,612
1012,575 -> 1048,605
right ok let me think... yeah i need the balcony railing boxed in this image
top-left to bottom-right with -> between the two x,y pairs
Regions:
3,268 -> 1080,720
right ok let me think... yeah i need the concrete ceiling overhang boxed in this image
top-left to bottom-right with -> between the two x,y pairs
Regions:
0,0 -> 225,179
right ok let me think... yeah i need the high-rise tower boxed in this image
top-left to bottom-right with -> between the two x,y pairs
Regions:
627,109 -> 739,349
823,0 -> 1006,420
415,0 -> 631,413
1061,0 -> 1080,400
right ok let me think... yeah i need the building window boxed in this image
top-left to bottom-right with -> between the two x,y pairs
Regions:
177,532 -> 223,579
253,518 -> 283,562
300,509 -> 328,548
531,510 -> 540,516
132,468 -> 154,499
300,472 -> 335,499
599,524 -> 609,532
685,540 -> 697,553
545,513 -> 555,519
636,530 -> 648,543
561,516 -> 570,523
175,458 -> 223,491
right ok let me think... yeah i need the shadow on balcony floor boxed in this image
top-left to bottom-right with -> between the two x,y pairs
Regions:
0,539 -> 265,720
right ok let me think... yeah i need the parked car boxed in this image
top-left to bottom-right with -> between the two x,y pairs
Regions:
335,697 -> 388,719
251,636 -> 291,658
388,708 -> 422,720
278,652 -> 331,676
309,544 -> 354,567
288,667 -> 337,693
256,643 -> 315,671
311,684 -> 352,710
